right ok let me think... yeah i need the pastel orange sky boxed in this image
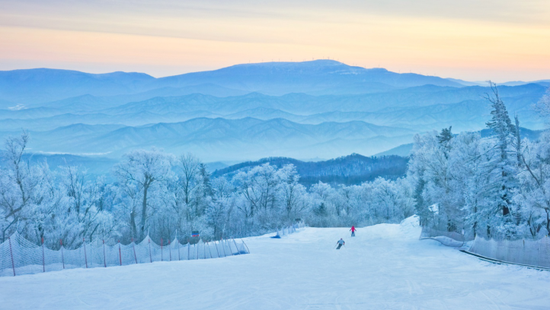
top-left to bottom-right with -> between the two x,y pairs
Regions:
1,0 -> 549,82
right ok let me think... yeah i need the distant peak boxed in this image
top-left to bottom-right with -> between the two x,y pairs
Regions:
304,59 -> 346,65
224,59 -> 349,69
365,67 -> 389,72
264,59 -> 343,65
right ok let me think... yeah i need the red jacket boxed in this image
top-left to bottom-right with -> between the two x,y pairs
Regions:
350,226 -> 356,232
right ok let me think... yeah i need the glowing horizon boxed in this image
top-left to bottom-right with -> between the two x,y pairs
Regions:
1,0 -> 549,82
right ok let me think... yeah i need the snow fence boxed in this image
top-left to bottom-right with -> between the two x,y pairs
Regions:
421,226 -> 550,269
0,233 -> 249,277
467,236 -> 550,269
274,222 -> 305,237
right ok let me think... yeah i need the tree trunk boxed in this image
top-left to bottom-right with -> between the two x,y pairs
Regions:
130,209 -> 137,240
140,183 -> 150,239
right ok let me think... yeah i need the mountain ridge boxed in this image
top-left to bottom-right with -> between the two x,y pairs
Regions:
211,152 -> 409,187
0,60 -> 547,164
3,117 -> 414,161
0,60 -> 466,104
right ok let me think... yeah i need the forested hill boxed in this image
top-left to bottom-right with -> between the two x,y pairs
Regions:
212,153 -> 408,186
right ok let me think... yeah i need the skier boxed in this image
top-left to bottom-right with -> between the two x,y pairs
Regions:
350,226 -> 356,237
335,238 -> 345,250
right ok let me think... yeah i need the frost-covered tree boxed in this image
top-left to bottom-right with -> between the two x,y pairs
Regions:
437,126 -> 453,157
49,166 -> 115,246
408,130 -> 454,229
514,131 -> 550,236
164,154 -> 215,241
194,163 -> 213,217
234,163 -> 279,219
277,165 -> 307,224
404,83 -> 550,240
0,133 -> 49,242
206,177 -> 235,239
113,149 -> 172,240
305,176 -> 413,228
447,132 -> 484,237
307,181 -> 338,226
173,154 -> 200,218
368,178 -> 409,222
483,82 -> 519,237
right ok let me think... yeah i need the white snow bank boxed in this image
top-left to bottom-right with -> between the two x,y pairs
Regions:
400,215 -> 420,237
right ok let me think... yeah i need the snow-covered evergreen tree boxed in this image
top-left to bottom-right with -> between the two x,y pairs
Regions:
483,82 -> 519,238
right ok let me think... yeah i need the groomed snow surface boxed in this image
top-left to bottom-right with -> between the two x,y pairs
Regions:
2,217 -> 549,310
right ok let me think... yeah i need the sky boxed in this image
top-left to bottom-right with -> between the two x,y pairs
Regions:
0,0 -> 549,82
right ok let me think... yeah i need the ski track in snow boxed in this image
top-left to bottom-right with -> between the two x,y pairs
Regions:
1,219 -> 549,310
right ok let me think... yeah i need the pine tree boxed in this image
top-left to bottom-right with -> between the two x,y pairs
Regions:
484,82 -> 518,237
436,126 -> 453,158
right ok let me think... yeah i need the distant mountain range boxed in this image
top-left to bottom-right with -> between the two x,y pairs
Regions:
0,60 -> 465,105
0,60 -> 547,164
14,118 -> 414,161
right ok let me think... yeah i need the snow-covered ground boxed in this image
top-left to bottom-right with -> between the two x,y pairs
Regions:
2,218 -> 549,309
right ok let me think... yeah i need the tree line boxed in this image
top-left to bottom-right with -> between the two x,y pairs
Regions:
409,84 -> 550,240
0,137 -> 413,249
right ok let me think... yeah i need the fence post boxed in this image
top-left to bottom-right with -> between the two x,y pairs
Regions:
8,236 -> 15,276
177,239 -> 181,261
161,238 -> 163,262
241,239 -> 250,254
233,239 -> 239,255
83,238 -> 88,268
204,241 -> 207,259
196,241 -> 199,260
103,239 -> 107,268
148,237 -> 152,263
41,237 -> 45,272
132,239 -> 138,264
187,239 -> 190,260
214,241 -> 220,258
118,242 -> 122,266
222,239 -> 228,257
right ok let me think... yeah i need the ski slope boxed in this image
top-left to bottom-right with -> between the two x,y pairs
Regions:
1,218 -> 549,309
